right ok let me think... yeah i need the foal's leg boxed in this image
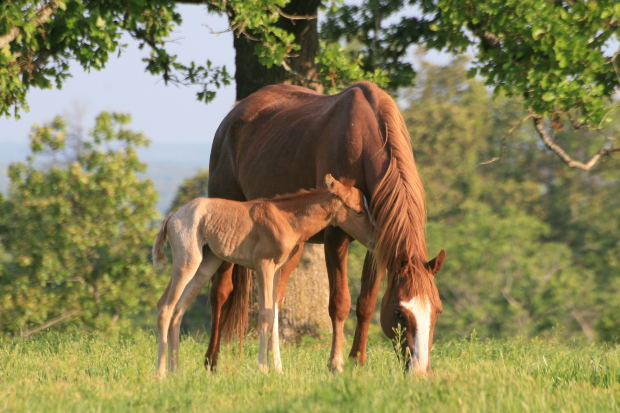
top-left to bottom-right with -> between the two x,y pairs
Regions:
168,251 -> 223,372
204,261 -> 234,371
324,227 -> 352,373
270,268 -> 282,373
349,251 -> 384,364
256,261 -> 276,372
271,244 -> 305,373
157,245 -> 203,378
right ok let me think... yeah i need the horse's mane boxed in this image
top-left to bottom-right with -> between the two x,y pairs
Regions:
368,87 -> 438,304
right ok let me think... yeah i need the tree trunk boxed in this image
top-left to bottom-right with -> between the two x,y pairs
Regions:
232,0 -> 329,338
279,244 -> 331,340
231,0 -> 322,100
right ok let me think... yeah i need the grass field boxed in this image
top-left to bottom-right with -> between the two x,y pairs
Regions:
1,329 -> 618,412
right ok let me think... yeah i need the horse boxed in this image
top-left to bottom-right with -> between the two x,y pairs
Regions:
206,81 -> 446,374
153,174 -> 375,376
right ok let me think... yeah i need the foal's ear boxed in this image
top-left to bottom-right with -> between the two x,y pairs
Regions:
324,173 -> 337,189
425,249 -> 446,275
324,174 -> 364,214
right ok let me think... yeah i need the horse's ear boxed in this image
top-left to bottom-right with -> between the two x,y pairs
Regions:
426,249 -> 446,275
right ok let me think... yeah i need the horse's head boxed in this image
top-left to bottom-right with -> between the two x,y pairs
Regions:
324,174 -> 375,249
380,249 -> 445,374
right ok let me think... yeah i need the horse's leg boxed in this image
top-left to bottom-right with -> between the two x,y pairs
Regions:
168,251 -> 223,372
270,244 -> 304,373
256,261 -> 276,372
349,251 -> 384,364
157,246 -> 203,377
204,261 -> 233,371
324,227 -> 352,373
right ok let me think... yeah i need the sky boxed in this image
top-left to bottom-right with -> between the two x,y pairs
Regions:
0,5 -> 235,152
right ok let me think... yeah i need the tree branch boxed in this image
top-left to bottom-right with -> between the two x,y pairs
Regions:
20,309 -> 80,338
275,6 -> 317,21
570,309 -> 594,342
0,1 -> 60,49
532,115 -> 620,171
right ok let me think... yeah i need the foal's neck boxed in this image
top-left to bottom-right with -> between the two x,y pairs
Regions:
272,191 -> 339,239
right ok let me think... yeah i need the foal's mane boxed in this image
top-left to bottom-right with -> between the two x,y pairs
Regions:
248,187 -> 342,215
367,86 -> 438,304
260,187 -> 329,203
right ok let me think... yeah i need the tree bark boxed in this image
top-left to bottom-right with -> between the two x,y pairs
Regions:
231,0 -> 330,338
231,0 -> 322,100
279,244 -> 331,340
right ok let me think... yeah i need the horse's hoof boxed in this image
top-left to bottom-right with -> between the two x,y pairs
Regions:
327,358 -> 344,373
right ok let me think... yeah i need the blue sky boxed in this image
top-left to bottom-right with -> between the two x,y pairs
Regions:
0,5 -> 235,150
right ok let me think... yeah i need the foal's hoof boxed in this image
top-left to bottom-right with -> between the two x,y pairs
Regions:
259,363 -> 269,373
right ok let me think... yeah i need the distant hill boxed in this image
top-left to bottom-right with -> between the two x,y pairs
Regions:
0,141 -> 211,213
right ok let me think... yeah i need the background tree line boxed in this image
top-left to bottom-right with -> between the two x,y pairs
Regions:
1,1 -> 619,340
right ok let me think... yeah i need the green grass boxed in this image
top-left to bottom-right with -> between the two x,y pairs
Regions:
1,329 -> 618,412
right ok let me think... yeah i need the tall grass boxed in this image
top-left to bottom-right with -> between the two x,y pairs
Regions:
1,329 -> 618,412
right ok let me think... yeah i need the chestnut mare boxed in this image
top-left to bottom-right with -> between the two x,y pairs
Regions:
153,175 -> 374,376
207,81 -> 445,374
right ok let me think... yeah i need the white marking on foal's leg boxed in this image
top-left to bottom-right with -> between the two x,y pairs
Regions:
400,297 -> 431,374
257,264 -> 276,373
272,303 -> 283,373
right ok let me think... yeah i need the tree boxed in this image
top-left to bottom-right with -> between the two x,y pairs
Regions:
3,1 -> 619,170
323,0 -> 620,170
0,0 -> 385,118
0,112 -> 161,334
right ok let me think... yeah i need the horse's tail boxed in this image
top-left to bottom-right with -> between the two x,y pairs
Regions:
152,215 -> 172,268
220,265 -> 252,345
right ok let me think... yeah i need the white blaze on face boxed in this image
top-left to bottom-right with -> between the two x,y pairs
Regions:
400,296 -> 431,373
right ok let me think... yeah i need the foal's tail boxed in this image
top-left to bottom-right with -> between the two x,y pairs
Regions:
220,265 -> 252,344
152,215 -> 172,268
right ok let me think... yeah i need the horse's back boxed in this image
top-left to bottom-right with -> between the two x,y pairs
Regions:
209,82 -> 393,201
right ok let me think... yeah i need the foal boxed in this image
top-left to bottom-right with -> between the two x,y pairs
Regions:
153,174 -> 374,376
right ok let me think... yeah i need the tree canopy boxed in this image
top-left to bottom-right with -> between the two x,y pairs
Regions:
406,58 -> 620,340
2,1 -> 618,168
323,0 -> 620,169
0,112 -> 162,334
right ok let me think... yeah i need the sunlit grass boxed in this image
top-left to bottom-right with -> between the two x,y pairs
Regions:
1,330 -> 618,412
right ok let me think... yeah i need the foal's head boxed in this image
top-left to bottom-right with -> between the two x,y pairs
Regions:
380,250 -> 445,374
324,174 -> 375,249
